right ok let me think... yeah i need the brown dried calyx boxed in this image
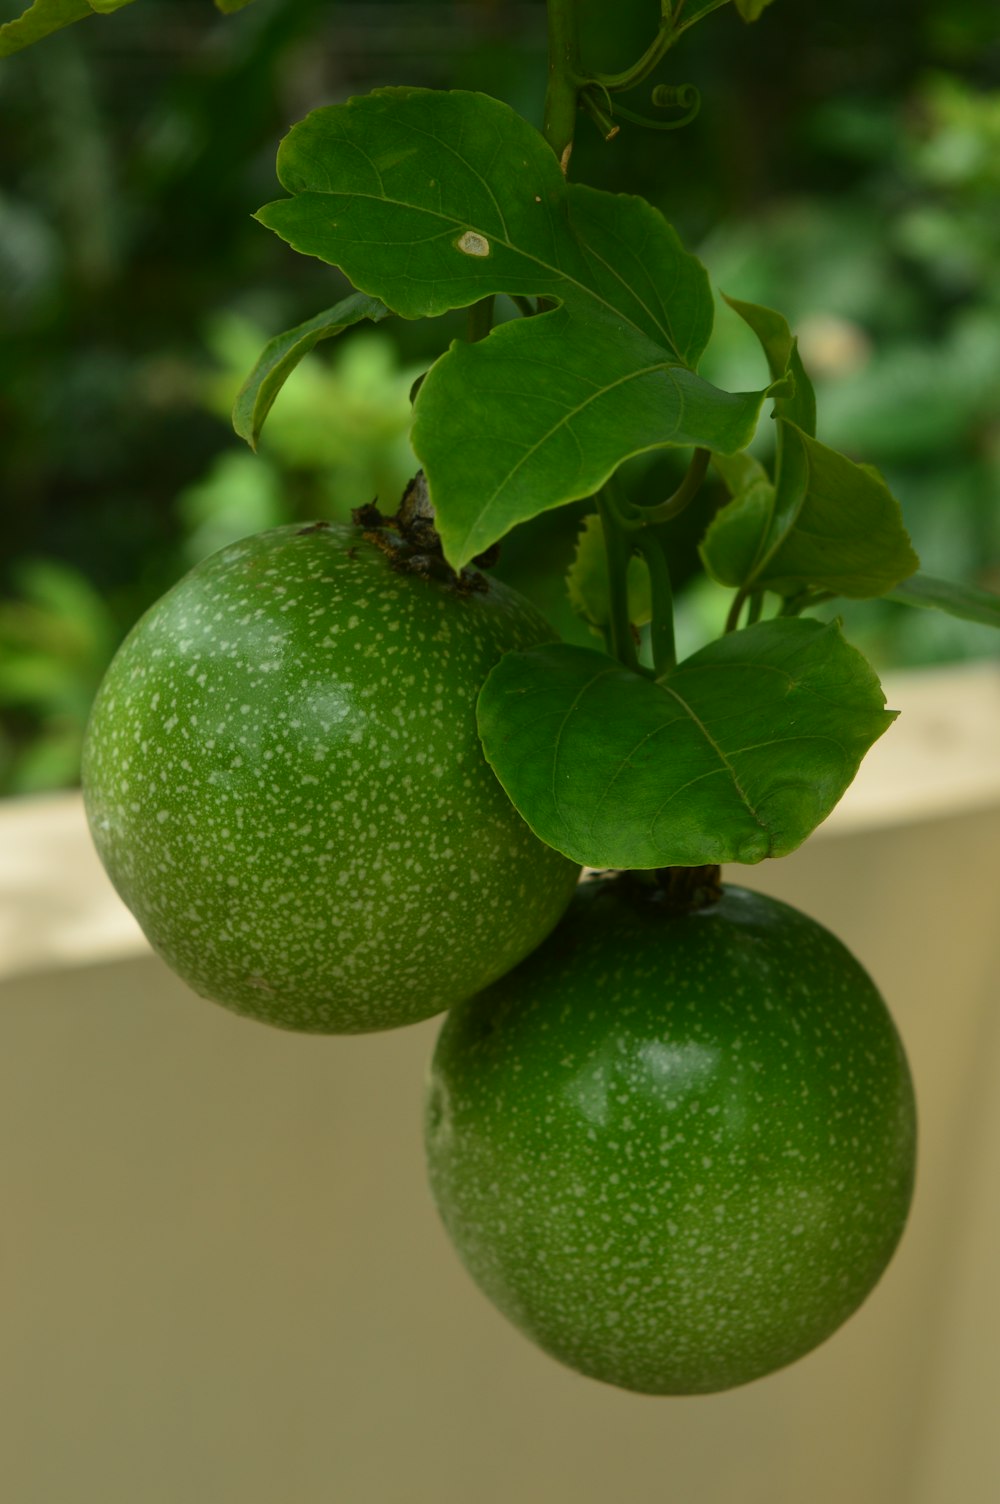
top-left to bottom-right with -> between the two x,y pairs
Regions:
352,472 -> 500,592
621,865 -> 724,915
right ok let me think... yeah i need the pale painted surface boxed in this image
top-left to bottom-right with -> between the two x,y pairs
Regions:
1,660 -> 999,1502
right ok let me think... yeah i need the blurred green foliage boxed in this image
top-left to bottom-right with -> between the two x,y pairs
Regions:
0,0 -> 997,793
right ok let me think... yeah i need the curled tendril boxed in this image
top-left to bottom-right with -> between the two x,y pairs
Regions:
612,82 -> 701,132
581,83 -> 621,141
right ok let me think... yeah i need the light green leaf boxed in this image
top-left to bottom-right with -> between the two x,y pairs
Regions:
712,449 -> 770,497
701,423 -> 918,599
887,572 -> 1000,628
758,426 -> 919,596
478,618 -> 895,870
700,478 -> 775,587
0,0 -> 134,55
257,88 -> 773,567
566,514 -> 652,634
232,293 -> 389,451
733,0 -> 778,20
724,294 -> 816,437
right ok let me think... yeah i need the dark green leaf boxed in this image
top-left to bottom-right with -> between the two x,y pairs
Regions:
214,0 -> 255,10
258,90 -> 714,354
478,618 -> 895,869
258,88 -> 773,566
417,305 -> 774,568
257,88 -> 574,320
886,572 -> 1000,628
232,293 -> 389,450
566,514 -> 652,634
0,0 -> 134,56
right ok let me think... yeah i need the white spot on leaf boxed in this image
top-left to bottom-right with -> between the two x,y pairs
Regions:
456,230 -> 490,258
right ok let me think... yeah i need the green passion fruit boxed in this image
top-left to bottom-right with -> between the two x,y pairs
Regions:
82,521 -> 580,1032
425,875 -> 916,1393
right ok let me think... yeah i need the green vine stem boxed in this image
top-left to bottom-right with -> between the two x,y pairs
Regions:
724,588 -> 748,634
590,12 -> 676,94
544,0 -> 583,168
635,526 -> 678,676
642,446 -> 710,523
466,294 -> 495,343
595,484 -> 641,674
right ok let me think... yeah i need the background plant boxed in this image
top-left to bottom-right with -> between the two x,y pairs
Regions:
1,0 -> 997,796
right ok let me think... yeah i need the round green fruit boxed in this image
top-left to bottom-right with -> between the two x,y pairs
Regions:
425,875 -> 916,1394
82,521 -> 580,1032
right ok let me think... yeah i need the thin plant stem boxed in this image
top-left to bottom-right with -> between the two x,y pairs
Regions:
640,448 -> 710,524
595,486 -> 640,673
544,0 -> 583,168
466,295 -> 495,344
592,17 -> 676,94
636,528 -> 677,677
725,588 -> 747,634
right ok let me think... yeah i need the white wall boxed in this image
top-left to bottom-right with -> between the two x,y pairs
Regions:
1,662 -> 998,1504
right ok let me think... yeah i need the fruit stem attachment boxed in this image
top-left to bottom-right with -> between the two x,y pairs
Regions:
624,864 -> 724,914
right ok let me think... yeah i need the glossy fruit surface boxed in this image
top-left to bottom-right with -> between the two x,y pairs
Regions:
82,521 -> 580,1032
425,876 -> 916,1393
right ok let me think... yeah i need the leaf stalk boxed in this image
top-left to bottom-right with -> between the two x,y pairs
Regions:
636,527 -> 678,677
595,484 -> 642,674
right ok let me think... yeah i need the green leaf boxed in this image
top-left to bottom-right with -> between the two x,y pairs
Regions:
477,618 -> 895,869
258,88 -> 573,321
214,0 -> 255,10
257,88 -> 774,567
0,0 -> 134,55
886,572 -> 1000,628
701,424 -> 919,598
723,295 -> 816,437
699,478 -> 775,588
712,449 -> 769,497
416,306 -> 773,568
733,0 -> 778,21
566,514 -> 652,634
232,293 -> 389,451
760,428 -> 919,595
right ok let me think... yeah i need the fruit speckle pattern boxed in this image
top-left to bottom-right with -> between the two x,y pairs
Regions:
425,877 -> 916,1393
82,523 -> 580,1032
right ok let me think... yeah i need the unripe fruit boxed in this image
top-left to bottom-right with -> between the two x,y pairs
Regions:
82,521 -> 580,1032
425,876 -> 916,1393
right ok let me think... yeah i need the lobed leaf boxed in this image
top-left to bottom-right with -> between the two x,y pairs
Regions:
477,617 -> 895,870
257,88 -> 774,566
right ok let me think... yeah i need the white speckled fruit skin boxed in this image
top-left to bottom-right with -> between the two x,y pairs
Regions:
425,879 -> 917,1394
81,523 -> 580,1032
